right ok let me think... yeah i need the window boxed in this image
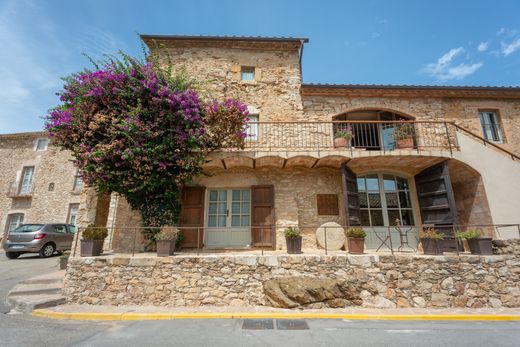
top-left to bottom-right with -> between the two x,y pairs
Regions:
19,166 -> 34,195
72,171 -> 83,192
67,204 -> 79,225
53,225 -> 67,233
36,138 -> 49,151
241,66 -> 255,81
317,194 -> 339,215
246,114 -> 259,141
479,111 -> 503,143
207,189 -> 250,228
357,174 -> 415,226
6,214 -> 24,232
48,183 -> 55,191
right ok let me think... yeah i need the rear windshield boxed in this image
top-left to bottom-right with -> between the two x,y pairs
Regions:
12,224 -> 44,233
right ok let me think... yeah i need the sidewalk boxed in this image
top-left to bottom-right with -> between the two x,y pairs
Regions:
13,270 -> 520,321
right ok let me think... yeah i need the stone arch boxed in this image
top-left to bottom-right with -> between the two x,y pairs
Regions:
332,107 -> 416,121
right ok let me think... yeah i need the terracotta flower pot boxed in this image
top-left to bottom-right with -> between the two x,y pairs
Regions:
334,138 -> 349,148
347,238 -> 365,254
420,238 -> 443,255
80,240 -> 104,257
396,138 -> 414,149
157,240 -> 175,257
467,238 -> 493,255
286,236 -> 302,254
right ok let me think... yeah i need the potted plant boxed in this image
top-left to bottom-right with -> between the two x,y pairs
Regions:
393,123 -> 415,149
156,226 -> 179,257
419,227 -> 444,255
80,224 -> 108,257
333,130 -> 353,148
284,227 -> 302,254
456,229 -> 493,255
345,227 -> 366,254
59,251 -> 70,270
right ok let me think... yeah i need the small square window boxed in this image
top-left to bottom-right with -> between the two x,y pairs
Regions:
241,67 -> 255,81
36,139 -> 48,151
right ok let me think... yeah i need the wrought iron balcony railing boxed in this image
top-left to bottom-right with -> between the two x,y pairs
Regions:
237,121 -> 459,153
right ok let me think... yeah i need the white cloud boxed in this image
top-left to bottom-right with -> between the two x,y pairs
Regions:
501,38 -> 520,56
423,47 -> 483,80
477,41 -> 489,52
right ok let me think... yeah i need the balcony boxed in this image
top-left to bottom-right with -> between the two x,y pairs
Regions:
6,182 -> 33,198
238,121 -> 459,153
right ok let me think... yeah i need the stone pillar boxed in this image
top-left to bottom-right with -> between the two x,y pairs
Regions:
71,187 -> 111,257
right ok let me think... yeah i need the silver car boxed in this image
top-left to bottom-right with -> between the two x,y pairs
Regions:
4,224 -> 76,259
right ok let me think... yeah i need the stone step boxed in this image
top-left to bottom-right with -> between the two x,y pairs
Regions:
7,294 -> 66,314
19,278 -> 62,285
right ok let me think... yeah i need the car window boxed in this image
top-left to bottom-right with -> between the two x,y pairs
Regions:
53,225 -> 67,233
67,225 -> 77,234
12,224 -> 44,233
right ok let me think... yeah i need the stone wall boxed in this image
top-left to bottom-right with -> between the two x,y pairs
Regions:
0,133 -> 80,241
63,243 -> 520,309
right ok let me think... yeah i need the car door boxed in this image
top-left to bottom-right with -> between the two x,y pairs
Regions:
64,225 -> 76,250
51,224 -> 69,250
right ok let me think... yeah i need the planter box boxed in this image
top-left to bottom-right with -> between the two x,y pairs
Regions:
420,238 -> 443,255
396,138 -> 414,149
467,238 -> 493,255
286,236 -> 302,254
334,138 -> 349,148
157,240 -> 175,257
80,240 -> 104,257
347,238 -> 365,254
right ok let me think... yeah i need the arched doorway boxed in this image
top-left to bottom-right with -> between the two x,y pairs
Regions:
333,109 -> 415,150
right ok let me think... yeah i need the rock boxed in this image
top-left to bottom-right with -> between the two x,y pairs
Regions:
489,298 -> 502,308
431,293 -> 449,307
412,296 -> 426,308
397,297 -> 411,308
441,277 -> 454,290
263,277 -> 363,309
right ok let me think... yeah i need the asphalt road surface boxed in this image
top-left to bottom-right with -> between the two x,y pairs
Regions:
1,251 -> 519,347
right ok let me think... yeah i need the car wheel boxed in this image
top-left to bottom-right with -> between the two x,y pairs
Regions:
5,252 -> 20,259
39,243 -> 56,258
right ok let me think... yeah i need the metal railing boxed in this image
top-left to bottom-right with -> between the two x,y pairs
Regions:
71,223 -> 519,257
236,121 -> 459,153
5,182 -> 33,198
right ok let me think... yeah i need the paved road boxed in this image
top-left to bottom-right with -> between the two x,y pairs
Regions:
1,251 -> 520,347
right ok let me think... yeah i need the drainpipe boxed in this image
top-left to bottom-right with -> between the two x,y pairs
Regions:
298,39 -> 305,81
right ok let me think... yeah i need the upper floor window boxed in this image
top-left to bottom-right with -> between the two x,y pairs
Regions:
479,111 -> 504,143
241,66 -> 255,81
72,170 -> 83,193
19,166 -> 34,195
246,115 -> 259,141
6,213 -> 24,232
67,204 -> 79,225
35,138 -> 49,151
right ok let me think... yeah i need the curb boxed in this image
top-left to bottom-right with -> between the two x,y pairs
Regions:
32,309 -> 520,321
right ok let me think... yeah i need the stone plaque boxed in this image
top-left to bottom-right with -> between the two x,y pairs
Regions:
315,222 -> 345,250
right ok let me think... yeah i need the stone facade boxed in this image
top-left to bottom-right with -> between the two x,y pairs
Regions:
0,132 -> 80,241
63,240 -> 520,308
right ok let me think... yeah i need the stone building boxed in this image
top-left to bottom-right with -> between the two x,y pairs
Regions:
0,132 -> 81,242
3,35 -> 520,253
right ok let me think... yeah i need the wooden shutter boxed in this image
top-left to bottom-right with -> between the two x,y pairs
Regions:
415,161 -> 459,251
341,163 -> 361,226
179,186 -> 205,248
415,161 -> 458,226
317,194 -> 339,215
251,185 -> 275,248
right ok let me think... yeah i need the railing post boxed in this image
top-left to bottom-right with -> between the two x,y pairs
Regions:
197,227 -> 200,256
445,122 -> 453,156
132,227 -> 137,257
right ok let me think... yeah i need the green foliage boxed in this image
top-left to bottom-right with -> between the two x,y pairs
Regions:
284,227 -> 301,239
419,227 -> 443,240
82,224 -> 108,240
393,123 -> 415,140
155,226 -> 180,241
456,229 -> 481,239
334,130 -> 352,139
345,227 -> 366,238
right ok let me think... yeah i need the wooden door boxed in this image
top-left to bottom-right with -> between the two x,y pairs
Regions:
341,163 -> 361,226
179,186 -> 205,248
251,185 -> 275,248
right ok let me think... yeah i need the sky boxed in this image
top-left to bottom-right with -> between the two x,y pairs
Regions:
1,0 -> 520,133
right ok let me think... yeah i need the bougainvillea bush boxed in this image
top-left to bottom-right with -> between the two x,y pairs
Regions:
45,52 -> 248,234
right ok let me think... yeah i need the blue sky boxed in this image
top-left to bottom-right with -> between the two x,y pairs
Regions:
1,0 -> 520,133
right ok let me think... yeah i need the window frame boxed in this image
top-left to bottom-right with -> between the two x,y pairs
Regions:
206,188 -> 251,229
19,166 -> 35,195
240,66 -> 255,81
67,203 -> 80,226
357,173 -> 416,227
35,138 -> 49,151
479,110 -> 504,143
6,213 -> 24,233
246,114 -> 259,142
72,170 -> 83,193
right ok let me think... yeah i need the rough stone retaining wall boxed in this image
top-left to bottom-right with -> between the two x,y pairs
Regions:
63,240 -> 520,309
